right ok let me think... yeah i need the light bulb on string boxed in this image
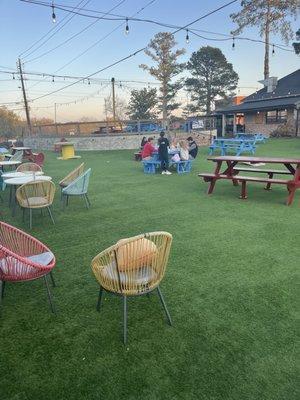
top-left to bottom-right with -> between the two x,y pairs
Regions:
51,2 -> 56,23
88,79 -> 91,85
12,73 -> 15,80
232,37 -> 235,50
185,29 -> 189,44
125,18 -> 129,35
52,76 -> 55,82
272,44 -> 275,56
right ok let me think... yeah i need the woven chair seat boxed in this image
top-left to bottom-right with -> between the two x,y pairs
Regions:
0,251 -> 54,280
98,262 -> 158,289
25,196 -> 49,207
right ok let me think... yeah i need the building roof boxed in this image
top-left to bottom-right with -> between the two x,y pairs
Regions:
216,69 -> 300,114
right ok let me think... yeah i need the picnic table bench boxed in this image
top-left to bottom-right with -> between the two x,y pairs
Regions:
234,132 -> 267,143
143,159 -> 192,174
198,156 -> 300,205
209,138 -> 256,156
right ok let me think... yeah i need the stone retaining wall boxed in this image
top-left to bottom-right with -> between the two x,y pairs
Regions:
24,131 -> 213,151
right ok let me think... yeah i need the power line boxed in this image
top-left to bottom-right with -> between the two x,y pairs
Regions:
19,0 -> 91,58
20,0 -> 294,52
52,0 -> 158,74
23,0 -> 127,63
24,1 -> 243,102
18,0 -> 158,94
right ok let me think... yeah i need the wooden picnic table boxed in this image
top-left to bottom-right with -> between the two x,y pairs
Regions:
198,156 -> 300,206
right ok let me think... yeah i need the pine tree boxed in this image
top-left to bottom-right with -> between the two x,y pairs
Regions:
230,0 -> 299,79
140,32 -> 185,129
293,28 -> 300,54
186,46 -> 238,114
127,88 -> 157,120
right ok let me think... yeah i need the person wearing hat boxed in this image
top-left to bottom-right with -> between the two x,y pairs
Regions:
187,136 -> 198,159
158,131 -> 171,175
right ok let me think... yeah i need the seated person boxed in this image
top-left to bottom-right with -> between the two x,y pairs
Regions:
187,136 -> 198,159
141,137 -> 155,160
169,138 -> 177,150
178,140 -> 190,161
140,136 -> 147,150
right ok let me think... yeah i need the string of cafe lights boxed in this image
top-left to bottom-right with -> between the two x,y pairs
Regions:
14,0 -> 254,103
20,0 -> 294,54
19,0 -> 157,95
4,0 -> 294,110
22,0 -> 127,64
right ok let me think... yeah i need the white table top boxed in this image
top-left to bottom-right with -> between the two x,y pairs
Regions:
2,171 -> 44,179
4,175 -> 52,186
12,147 -> 32,151
0,160 -> 21,166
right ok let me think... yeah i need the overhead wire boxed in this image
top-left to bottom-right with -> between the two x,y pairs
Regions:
52,0 -> 158,74
25,0 -> 243,102
19,0 -> 91,58
20,0 -> 294,51
23,0 -> 127,63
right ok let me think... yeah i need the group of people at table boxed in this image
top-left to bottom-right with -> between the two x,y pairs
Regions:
140,132 -> 198,175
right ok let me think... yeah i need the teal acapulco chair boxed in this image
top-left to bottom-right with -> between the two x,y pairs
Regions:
61,168 -> 91,209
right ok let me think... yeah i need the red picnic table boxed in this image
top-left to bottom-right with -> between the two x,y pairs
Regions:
198,156 -> 300,206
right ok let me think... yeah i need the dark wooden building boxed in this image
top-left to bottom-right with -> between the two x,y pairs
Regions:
216,69 -> 300,136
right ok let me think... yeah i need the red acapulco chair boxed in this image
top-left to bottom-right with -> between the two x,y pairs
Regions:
0,221 -> 56,312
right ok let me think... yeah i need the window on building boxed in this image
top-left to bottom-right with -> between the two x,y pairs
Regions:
266,109 -> 287,124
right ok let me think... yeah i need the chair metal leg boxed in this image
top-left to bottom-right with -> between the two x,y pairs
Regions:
85,194 -> 91,207
47,206 -> 55,225
29,208 -> 32,229
157,286 -> 172,326
123,296 -> 127,344
83,194 -> 90,209
22,207 -> 25,222
49,271 -> 56,287
62,194 -> 66,210
43,274 -> 56,313
66,195 -> 69,206
0,280 -> 5,301
96,286 -> 103,311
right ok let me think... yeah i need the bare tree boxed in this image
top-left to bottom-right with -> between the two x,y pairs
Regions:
231,1 -> 299,79
104,95 -> 127,121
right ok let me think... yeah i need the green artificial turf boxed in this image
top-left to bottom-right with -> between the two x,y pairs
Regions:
0,138 -> 299,400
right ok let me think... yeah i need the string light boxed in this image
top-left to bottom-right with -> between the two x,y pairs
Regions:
272,44 -> 275,55
186,29 -> 190,44
51,1 -> 56,23
125,17 -> 129,34
232,37 -> 235,50
88,79 -> 91,85
52,76 -> 55,82
12,73 -> 15,80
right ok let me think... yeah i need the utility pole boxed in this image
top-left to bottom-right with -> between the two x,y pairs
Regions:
111,77 -> 116,122
18,58 -> 32,135
54,103 -> 57,124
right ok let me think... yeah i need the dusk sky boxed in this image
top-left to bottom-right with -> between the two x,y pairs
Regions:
1,0 -> 299,122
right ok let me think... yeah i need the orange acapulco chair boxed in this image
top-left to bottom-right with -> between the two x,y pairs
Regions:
16,162 -> 42,173
0,221 -> 56,312
16,180 -> 56,229
91,231 -> 173,344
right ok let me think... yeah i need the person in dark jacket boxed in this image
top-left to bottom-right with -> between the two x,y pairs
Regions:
158,131 -> 171,175
187,136 -> 198,159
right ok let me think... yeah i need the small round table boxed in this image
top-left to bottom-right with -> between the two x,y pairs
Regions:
0,160 -> 21,171
2,171 -> 44,179
4,175 -> 52,216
